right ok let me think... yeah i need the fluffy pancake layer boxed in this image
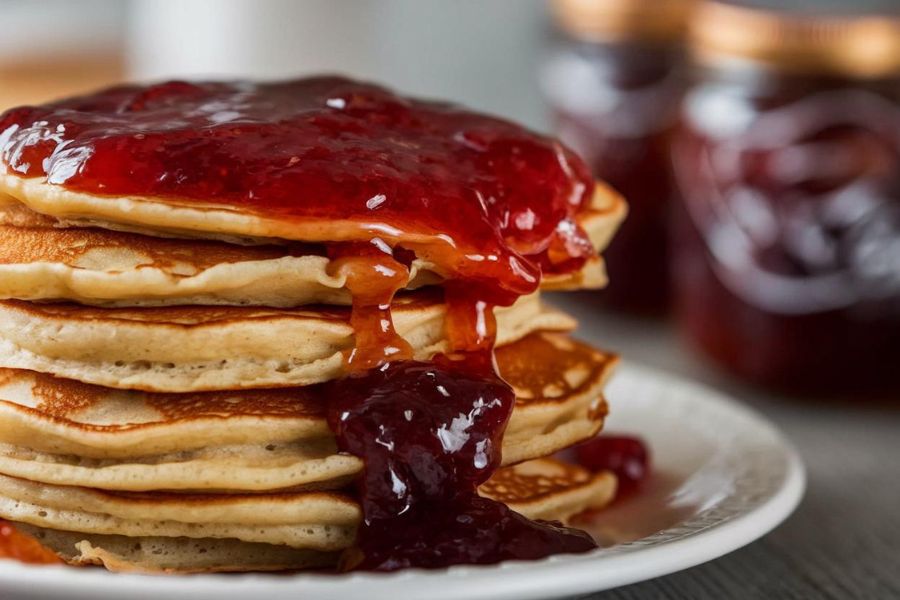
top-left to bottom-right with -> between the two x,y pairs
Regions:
16,525 -> 339,573
0,182 -> 626,297
0,290 -> 574,392
0,203 -> 412,308
0,332 -> 616,492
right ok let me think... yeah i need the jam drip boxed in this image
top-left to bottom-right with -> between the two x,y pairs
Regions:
327,240 -> 413,370
325,354 -> 597,571
324,230 -> 597,569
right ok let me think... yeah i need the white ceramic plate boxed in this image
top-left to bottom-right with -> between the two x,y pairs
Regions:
0,364 -> 805,600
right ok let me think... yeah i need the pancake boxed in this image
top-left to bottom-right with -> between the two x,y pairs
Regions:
0,200 -> 620,307
0,474 -> 359,550
0,332 -> 616,492
0,290 -> 575,392
480,458 -> 617,523
15,526 -> 339,573
0,178 -> 626,293
7,456 -> 615,573
0,202 -> 434,308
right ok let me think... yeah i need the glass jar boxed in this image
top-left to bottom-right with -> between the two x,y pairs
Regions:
541,0 -> 695,314
673,1 -> 900,396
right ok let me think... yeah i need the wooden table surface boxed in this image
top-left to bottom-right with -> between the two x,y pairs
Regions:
549,293 -> 899,600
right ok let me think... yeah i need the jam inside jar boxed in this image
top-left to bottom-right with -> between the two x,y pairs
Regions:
542,0 -> 694,314
673,4 -> 900,396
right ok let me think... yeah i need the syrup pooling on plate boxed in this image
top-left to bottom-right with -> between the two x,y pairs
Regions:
325,354 -> 596,571
0,77 -> 596,303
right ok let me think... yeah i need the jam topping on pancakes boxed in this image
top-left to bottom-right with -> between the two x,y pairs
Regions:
0,77 -> 596,302
0,77 -> 604,569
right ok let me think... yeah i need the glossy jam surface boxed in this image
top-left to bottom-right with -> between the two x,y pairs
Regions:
0,521 -> 61,565
576,435 -> 650,494
0,77 -> 596,302
545,41 -> 685,313
675,74 -> 900,395
326,355 -> 597,571
350,496 -> 596,571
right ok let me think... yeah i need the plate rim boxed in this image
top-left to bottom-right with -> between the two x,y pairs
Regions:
0,363 -> 806,600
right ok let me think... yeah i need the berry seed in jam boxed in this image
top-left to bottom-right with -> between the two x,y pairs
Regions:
576,435 -> 650,494
325,354 -> 597,571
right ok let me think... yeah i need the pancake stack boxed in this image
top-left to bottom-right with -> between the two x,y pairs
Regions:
0,78 -> 627,573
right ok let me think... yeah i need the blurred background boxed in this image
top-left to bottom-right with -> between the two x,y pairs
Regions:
0,0 -> 898,399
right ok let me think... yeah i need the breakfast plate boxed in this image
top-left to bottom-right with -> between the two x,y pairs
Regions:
0,362 -> 805,600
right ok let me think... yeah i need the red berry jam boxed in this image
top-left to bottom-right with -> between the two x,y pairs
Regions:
326,354 -> 597,571
674,72 -> 900,396
0,77 -> 596,304
671,4 -> 900,396
0,521 -> 61,565
576,435 -> 650,493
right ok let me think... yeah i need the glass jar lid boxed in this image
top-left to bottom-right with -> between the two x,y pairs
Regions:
551,0 -> 697,43
690,1 -> 900,77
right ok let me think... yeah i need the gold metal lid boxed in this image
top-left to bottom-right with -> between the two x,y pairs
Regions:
690,2 -> 900,77
551,0 -> 697,43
